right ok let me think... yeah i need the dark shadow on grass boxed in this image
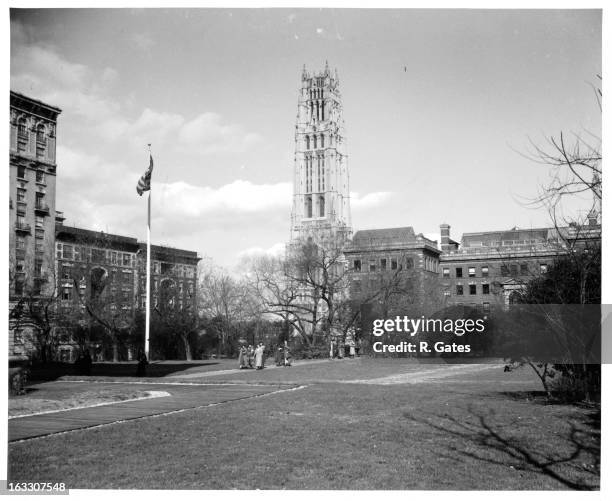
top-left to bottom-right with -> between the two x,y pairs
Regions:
402,405 -> 600,490
500,391 -> 602,409
29,361 -> 221,382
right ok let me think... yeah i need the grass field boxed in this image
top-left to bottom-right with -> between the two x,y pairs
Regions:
8,359 -> 600,490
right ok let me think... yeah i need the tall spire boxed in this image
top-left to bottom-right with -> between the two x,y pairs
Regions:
290,64 -> 352,244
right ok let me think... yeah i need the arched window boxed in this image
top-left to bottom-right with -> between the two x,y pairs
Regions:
305,196 -> 313,218
319,196 -> 325,217
313,135 -> 317,149
306,136 -> 310,149
320,134 -> 325,148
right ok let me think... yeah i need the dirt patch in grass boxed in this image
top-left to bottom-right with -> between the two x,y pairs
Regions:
9,387 -> 154,417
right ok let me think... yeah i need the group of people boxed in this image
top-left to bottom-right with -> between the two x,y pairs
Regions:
238,343 -> 266,370
238,342 -> 293,370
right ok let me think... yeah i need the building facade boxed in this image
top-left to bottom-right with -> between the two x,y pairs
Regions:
54,225 -> 201,361
9,92 -> 62,358
343,227 -> 442,317
290,63 -> 352,245
438,222 -> 601,315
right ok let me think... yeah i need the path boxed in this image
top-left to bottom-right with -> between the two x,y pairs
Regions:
165,357 -> 340,379
8,382 -> 299,442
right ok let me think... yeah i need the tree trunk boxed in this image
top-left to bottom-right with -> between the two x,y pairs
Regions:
112,338 -> 119,362
183,334 -> 193,361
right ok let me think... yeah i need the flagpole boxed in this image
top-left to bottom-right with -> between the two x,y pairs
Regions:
145,145 -> 152,360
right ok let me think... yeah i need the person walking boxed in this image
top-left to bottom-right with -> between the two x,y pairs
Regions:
255,343 -> 264,370
238,345 -> 247,369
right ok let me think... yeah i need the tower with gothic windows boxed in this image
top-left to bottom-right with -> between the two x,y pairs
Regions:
290,63 -> 352,245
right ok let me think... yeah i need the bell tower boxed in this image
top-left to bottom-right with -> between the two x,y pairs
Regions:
290,63 -> 352,244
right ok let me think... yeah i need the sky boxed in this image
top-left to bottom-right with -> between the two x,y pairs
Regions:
9,8 -> 602,270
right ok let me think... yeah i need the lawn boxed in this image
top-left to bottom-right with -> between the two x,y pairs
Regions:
9,382 -> 161,417
8,360 -> 600,490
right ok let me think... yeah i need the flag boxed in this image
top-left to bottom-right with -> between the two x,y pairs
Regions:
136,154 -> 154,196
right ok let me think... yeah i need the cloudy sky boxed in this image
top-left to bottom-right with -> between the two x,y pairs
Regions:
10,8 -> 601,269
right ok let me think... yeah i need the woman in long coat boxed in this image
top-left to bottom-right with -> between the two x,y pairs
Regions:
255,343 -> 264,370
238,345 -> 247,369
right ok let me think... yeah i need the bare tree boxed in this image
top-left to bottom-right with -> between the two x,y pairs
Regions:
197,260 -> 245,356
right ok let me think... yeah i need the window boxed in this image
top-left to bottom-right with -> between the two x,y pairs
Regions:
353,260 -> 361,271
62,287 -> 72,300
35,216 -> 44,228
391,259 -> 398,270
319,195 -> 325,217
17,188 -> 26,202
34,258 -> 43,277
468,267 -> 476,277
380,259 -> 387,271
540,263 -> 548,274
520,263 -> 528,275
510,264 -> 518,276
482,283 -> 490,295
483,302 -> 490,314
16,259 -> 25,273
501,265 -> 509,276
35,192 -> 45,210
313,135 -> 317,149
469,284 -> 477,295
456,284 -> 464,295
14,278 -> 24,295
62,265 -> 72,279
35,228 -> 44,240
305,196 -> 312,218
456,267 -> 463,278
306,136 -> 310,149
369,260 -> 376,272
17,165 -> 26,179
442,267 -> 450,278
35,242 -> 44,253
92,249 -> 106,263
122,254 -> 131,266
36,126 -> 46,159
353,280 -> 362,293
17,118 -> 28,152
36,171 -> 45,184
62,245 -> 74,260
16,236 -> 26,250
320,134 -> 324,148
481,266 -> 489,277
405,258 -> 414,269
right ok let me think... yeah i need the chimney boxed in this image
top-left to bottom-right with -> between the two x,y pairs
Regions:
440,223 -> 451,253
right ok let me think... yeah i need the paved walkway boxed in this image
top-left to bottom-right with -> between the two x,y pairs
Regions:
165,357 -> 341,379
8,383 -> 299,442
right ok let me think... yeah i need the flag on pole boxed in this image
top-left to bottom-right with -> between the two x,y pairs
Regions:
136,154 -> 154,196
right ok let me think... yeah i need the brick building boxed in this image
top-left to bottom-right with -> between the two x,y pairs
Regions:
54,225 -> 200,361
438,222 -> 601,315
343,227 -> 442,317
9,92 -> 62,358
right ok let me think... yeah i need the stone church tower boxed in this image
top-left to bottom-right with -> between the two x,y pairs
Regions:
290,63 -> 352,245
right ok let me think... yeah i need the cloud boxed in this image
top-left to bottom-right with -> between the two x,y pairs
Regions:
237,242 -> 286,260
158,180 -> 292,217
131,33 -> 155,51
178,113 -> 263,154
351,191 -> 393,210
